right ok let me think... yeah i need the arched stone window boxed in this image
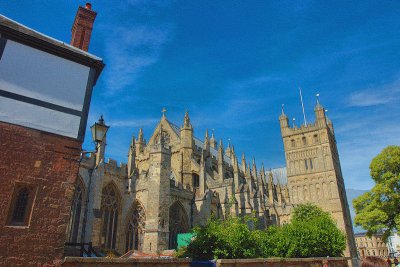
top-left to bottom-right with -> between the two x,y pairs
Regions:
302,136 -> 307,146
169,202 -> 189,249
303,185 -> 309,201
68,178 -> 85,242
101,183 -> 120,250
291,139 -> 296,148
313,134 -> 319,143
322,182 -> 328,199
7,184 -> 35,226
316,183 -> 321,199
125,201 -> 146,252
192,173 -> 200,188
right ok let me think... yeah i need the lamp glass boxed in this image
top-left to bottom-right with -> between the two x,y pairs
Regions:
91,122 -> 109,143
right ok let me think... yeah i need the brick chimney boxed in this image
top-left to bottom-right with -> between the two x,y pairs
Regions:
70,3 -> 97,52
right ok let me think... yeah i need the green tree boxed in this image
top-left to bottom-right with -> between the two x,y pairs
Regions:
353,145 -> 400,240
268,204 -> 346,257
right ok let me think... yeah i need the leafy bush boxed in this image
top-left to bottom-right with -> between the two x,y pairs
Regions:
177,204 -> 346,260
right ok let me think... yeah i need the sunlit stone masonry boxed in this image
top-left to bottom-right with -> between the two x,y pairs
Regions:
68,101 -> 357,263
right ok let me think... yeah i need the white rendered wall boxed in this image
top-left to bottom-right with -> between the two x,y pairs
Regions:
0,39 -> 91,139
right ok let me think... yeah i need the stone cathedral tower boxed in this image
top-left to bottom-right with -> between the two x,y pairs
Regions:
279,100 -> 358,263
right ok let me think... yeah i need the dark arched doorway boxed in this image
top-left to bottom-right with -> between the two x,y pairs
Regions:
169,201 -> 189,249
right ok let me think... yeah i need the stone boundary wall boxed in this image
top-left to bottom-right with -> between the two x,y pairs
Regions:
62,257 -> 191,267
62,257 -> 350,267
216,257 -> 350,267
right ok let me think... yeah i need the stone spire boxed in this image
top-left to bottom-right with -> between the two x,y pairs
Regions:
279,103 -> 289,131
225,138 -> 232,158
199,151 -> 206,194
268,171 -> 274,203
127,135 -> 136,177
218,139 -> 224,182
233,153 -> 240,193
241,153 -> 247,173
210,129 -> 217,149
314,94 -> 327,128
204,129 -> 210,151
136,128 -> 145,154
183,110 -> 191,128
138,128 -> 144,142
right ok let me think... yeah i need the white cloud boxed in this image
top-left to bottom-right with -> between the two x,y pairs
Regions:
109,118 -> 158,128
103,25 -> 172,94
335,111 -> 400,190
348,77 -> 400,107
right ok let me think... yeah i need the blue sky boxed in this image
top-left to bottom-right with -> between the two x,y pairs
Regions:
2,1 -> 400,190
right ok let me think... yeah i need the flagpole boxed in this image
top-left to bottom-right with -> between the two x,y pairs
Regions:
299,87 -> 307,126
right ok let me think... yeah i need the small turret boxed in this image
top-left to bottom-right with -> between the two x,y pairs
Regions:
252,158 -> 258,190
218,139 -> 224,182
268,171 -> 274,203
204,129 -> 210,151
183,110 -> 192,128
276,182 -> 282,205
279,104 -> 289,131
314,95 -> 327,128
225,139 -> 233,158
210,130 -> 217,149
136,128 -> 145,154
241,153 -> 247,173
127,135 -> 136,177
180,111 -> 193,149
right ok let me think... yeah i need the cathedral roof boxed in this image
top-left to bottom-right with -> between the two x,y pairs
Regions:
265,167 -> 287,185
167,120 -> 232,165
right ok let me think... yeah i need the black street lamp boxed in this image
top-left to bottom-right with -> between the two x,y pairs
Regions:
90,115 -> 109,145
79,115 -> 109,253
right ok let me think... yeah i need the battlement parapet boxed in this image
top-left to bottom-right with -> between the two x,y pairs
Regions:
104,158 -> 127,177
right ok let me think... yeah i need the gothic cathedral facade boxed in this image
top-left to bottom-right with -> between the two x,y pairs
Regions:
66,101 -> 357,261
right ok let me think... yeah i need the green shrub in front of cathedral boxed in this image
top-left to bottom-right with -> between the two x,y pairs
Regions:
266,204 -> 346,258
177,204 -> 346,260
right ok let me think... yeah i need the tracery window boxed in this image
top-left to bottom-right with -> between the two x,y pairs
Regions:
169,202 -> 189,249
68,180 -> 85,242
7,184 -> 35,226
125,201 -> 146,252
101,184 -> 120,250
155,130 -> 171,145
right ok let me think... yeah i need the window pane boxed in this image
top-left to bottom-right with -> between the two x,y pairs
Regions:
12,188 -> 29,223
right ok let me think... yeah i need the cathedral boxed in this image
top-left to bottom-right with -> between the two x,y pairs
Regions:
66,100 -> 357,260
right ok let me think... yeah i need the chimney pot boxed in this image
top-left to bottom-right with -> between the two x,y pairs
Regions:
85,3 -> 92,10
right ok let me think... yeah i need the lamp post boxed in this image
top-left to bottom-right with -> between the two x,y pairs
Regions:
80,115 -> 109,251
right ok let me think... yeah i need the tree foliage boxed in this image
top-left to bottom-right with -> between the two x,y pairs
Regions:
177,204 -> 346,260
353,145 -> 400,240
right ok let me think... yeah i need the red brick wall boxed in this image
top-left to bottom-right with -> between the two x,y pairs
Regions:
0,122 -> 82,266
